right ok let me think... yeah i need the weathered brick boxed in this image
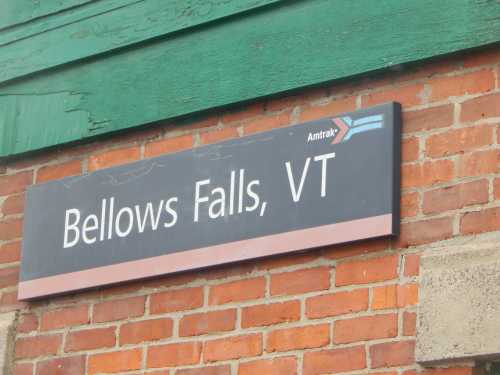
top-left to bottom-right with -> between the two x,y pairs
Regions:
1,194 -> 25,216
40,305 -> 89,331
458,149 -> 499,177
403,311 -> 417,336
428,69 -> 494,101
423,180 -> 489,214
336,255 -> 398,286
303,346 -> 366,375
239,357 -> 297,375
0,171 -> 33,196
461,92 -> 500,122
401,192 -> 419,218
299,96 -> 356,122
241,300 -> 300,328
404,253 -> 420,277
12,363 -> 33,375
120,318 -> 173,345
463,48 -> 500,68
221,102 -> 264,124
402,137 -> 419,162
461,207 -> 500,235
494,178 -> 500,200
204,334 -> 262,362
0,266 -> 19,288
145,134 -> 194,158
37,355 -> 86,375
306,289 -> 369,319
93,295 -> 145,322
244,112 -> 291,135
0,241 -> 20,264
37,160 -> 82,183
334,314 -> 398,344
372,284 -> 418,309
17,313 -> 38,333
151,287 -> 204,313
402,160 -> 454,189
267,324 -> 330,352
209,278 -> 264,305
88,146 -> 140,172
147,342 -> 202,367
422,367 -> 474,375
88,349 -> 142,374
403,105 -> 453,133
179,309 -> 236,337
362,84 -> 424,108
426,126 -> 493,158
178,366 -> 231,375
200,127 -> 239,145
0,218 -> 23,240
323,238 -> 389,260
398,217 -> 453,248
65,327 -> 116,352
270,267 -> 330,296
15,334 -> 62,359
370,340 -> 415,368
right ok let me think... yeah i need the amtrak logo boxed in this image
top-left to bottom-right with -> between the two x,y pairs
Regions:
307,114 -> 384,144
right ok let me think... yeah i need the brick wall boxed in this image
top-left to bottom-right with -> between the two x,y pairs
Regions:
0,47 -> 499,375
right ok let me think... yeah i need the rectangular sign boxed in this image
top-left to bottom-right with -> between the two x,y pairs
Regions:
19,103 -> 401,300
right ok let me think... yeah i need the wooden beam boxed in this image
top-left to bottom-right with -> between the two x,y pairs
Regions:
0,0 -> 499,157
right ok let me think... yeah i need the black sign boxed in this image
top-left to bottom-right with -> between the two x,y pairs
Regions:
19,103 -> 401,299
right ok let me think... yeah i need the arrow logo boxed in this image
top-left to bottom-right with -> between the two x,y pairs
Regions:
331,114 -> 384,144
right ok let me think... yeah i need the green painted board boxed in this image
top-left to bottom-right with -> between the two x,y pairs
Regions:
0,0 -> 282,84
1,0 -> 499,157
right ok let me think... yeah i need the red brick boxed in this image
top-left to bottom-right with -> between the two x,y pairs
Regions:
120,318 -> 173,345
17,313 -> 38,333
270,267 -> 330,296
244,112 -> 291,135
180,309 -> 236,337
336,255 -> 398,286
204,334 -> 262,362
88,348 -> 142,374
306,289 -> 369,319
37,160 -> 82,183
402,160 -> 454,189
403,105 -> 453,133
40,305 -> 89,331
0,266 -> 18,288
422,367 -> 474,375
65,327 -> 116,352
12,363 -> 33,375
256,251 -> 319,271
267,324 -> 330,352
303,346 -> 366,375
372,284 -> 418,309
427,126 -> 493,158
15,334 -> 62,359
0,241 -> 20,264
209,278 -> 264,305
0,171 -> 33,196
239,357 -> 297,375
404,253 -> 420,277
145,134 -> 194,158
463,48 -> 500,68
88,146 -> 140,172
423,180 -> 489,214
428,69 -> 494,102
299,96 -> 356,122
402,137 -> 419,162
461,207 -> 500,235
334,314 -> 398,344
1,194 -> 24,216
242,300 -> 300,328
461,92 -> 500,122
178,366 -> 231,375
0,218 -> 23,240
398,217 -> 453,248
200,127 -> 239,145
458,149 -> 499,177
37,355 -> 85,375
0,290 -> 27,312
494,178 -> 500,200
370,340 -> 415,368
147,342 -> 202,367
362,84 -> 424,108
401,192 -> 419,218
403,311 -> 417,336
266,87 -> 326,112
222,102 -> 264,124
323,238 -> 389,259
93,295 -> 145,322
151,287 -> 203,313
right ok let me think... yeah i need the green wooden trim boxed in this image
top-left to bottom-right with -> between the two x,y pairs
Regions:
0,0 -> 93,31
0,0 -> 282,84
1,0 -> 499,157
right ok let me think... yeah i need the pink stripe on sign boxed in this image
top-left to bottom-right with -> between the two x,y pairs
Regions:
18,214 -> 393,300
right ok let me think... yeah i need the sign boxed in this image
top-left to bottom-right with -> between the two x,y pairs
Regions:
19,103 -> 401,300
